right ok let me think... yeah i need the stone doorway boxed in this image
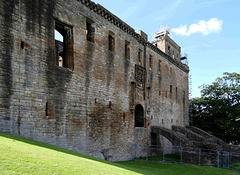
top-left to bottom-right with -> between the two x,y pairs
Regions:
135,104 -> 144,127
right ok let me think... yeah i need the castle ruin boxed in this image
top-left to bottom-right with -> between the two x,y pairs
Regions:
0,0 -> 190,161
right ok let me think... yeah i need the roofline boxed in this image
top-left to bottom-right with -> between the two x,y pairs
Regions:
77,0 -> 189,73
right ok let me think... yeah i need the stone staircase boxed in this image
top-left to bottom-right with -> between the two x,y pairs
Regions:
151,125 -> 240,164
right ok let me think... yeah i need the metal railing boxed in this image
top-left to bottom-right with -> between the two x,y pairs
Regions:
131,144 -> 240,168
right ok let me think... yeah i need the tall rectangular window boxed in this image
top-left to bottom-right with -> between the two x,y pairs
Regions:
170,85 -> 172,100
149,55 -> 153,70
125,41 -> 130,59
168,45 -> 170,54
108,31 -> 115,52
86,19 -> 95,42
138,49 -> 142,65
158,60 -> 161,73
54,19 -> 74,70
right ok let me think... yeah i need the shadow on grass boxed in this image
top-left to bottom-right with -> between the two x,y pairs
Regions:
0,132 -> 152,174
0,132 -> 237,175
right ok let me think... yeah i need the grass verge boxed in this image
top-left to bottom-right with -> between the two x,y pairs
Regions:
0,132 -> 238,175
231,162 -> 240,171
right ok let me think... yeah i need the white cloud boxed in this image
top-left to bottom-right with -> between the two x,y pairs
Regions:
172,18 -> 223,36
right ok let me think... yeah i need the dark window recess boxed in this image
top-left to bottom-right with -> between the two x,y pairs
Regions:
86,20 -> 95,42
138,49 -> 142,65
125,41 -> 130,59
46,102 -> 48,116
158,60 -> 161,73
149,55 -> 153,70
108,101 -> 112,109
108,32 -> 115,52
170,85 -> 172,99
123,112 -> 126,120
151,133 -> 159,145
135,104 -> 144,127
21,41 -> 24,49
54,20 -> 74,70
168,45 -> 170,54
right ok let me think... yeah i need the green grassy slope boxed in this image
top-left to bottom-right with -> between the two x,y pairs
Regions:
0,133 -> 237,175
231,162 -> 240,171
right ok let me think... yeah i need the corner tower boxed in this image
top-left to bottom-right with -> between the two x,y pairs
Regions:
152,29 -> 181,62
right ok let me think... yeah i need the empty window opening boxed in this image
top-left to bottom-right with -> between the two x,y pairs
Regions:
21,41 -> 24,49
151,133 -> 159,145
108,101 -> 112,108
108,31 -> 115,52
149,55 -> 153,70
162,119 -> 164,124
135,104 -> 144,127
46,102 -> 48,116
171,119 -> 173,123
147,87 -> 151,99
158,60 -> 161,73
138,49 -> 142,65
55,29 -> 63,67
86,19 -> 95,42
125,41 -> 130,59
167,45 -> 170,54
54,20 -> 74,70
170,85 -> 172,99
173,50 -> 175,59
123,112 -> 126,120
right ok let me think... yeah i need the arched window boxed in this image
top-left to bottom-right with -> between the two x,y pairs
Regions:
135,104 -> 144,127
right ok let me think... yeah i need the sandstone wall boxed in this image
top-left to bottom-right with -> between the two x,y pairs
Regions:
0,0 -> 189,161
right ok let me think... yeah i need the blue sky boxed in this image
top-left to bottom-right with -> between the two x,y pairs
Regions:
88,0 -> 240,97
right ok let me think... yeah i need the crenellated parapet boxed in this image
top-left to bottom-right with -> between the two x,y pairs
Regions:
78,0 -> 189,73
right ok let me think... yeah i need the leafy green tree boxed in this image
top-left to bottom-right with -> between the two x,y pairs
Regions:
190,72 -> 240,144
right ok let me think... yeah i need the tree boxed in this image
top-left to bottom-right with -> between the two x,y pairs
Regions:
190,72 -> 240,144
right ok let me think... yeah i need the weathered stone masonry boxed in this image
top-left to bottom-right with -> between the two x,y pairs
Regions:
0,0 -> 189,161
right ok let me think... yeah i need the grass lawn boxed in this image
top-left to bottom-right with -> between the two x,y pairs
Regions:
231,162 -> 240,171
0,132 -> 238,175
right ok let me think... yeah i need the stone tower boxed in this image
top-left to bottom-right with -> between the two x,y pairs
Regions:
152,29 -> 181,62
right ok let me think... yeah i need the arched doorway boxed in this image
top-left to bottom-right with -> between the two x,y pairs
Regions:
135,104 -> 144,127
